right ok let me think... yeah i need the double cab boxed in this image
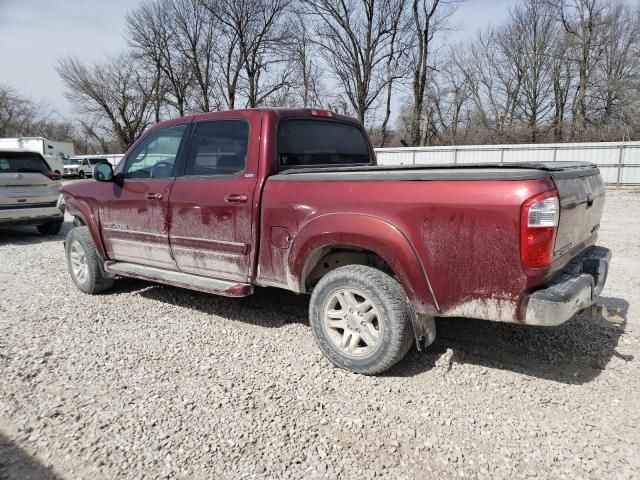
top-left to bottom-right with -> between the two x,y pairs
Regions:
61,109 -> 611,374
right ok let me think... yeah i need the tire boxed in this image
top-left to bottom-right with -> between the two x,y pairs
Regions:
309,265 -> 414,375
37,220 -> 63,235
65,226 -> 114,294
78,170 -> 85,179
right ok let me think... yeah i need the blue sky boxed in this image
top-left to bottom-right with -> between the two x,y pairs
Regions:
0,0 -> 515,120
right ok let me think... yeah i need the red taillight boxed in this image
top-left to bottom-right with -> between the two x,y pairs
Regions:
310,109 -> 334,118
521,190 -> 559,268
43,171 -> 61,181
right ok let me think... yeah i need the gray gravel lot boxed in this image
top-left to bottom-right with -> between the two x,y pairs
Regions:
1,187 -> 639,480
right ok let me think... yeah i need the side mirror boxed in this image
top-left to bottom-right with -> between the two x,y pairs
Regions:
94,162 -> 114,182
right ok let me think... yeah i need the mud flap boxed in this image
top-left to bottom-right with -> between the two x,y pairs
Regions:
409,310 -> 437,351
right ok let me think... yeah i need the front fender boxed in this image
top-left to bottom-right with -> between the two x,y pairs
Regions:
65,198 -> 107,259
288,213 -> 439,315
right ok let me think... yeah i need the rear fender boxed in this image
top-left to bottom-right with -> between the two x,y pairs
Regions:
288,213 -> 439,316
65,198 -> 107,258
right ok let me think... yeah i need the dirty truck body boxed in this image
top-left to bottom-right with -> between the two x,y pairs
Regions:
61,108 -> 611,374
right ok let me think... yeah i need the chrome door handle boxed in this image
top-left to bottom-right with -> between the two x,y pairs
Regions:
146,193 -> 163,200
224,194 -> 248,203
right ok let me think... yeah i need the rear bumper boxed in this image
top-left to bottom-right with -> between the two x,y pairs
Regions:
0,205 -> 63,227
524,246 -> 611,326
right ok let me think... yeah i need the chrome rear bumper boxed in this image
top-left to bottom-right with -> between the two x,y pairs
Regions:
524,246 -> 611,326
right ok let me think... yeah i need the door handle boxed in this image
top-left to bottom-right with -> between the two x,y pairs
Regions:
146,193 -> 163,200
224,194 -> 248,204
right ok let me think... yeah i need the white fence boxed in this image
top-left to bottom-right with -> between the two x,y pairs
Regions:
374,141 -> 640,185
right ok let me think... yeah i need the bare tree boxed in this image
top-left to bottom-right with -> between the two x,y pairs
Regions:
549,31 -> 575,141
425,55 -> 472,144
450,31 -> 521,143
40,0 -> 640,148
287,13 -> 326,108
303,0 -> 402,124
379,0 -> 409,146
592,1 -> 640,125
0,85 -> 40,137
205,0 -> 292,108
216,28 -> 244,110
126,0 -> 193,116
407,0 -> 460,145
509,0 -> 557,142
171,0 -> 222,112
56,54 -> 157,150
550,0 -> 606,133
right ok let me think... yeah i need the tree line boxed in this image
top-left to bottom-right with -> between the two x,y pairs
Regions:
3,0 -> 640,153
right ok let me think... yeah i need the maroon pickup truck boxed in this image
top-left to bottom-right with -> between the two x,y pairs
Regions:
61,108 -> 611,374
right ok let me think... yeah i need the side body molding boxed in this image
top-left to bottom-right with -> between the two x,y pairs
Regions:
287,213 -> 439,316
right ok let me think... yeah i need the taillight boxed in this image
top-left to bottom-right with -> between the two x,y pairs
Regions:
310,109 -> 334,118
43,171 -> 61,181
521,191 -> 559,268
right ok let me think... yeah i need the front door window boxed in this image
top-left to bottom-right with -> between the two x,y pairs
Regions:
124,125 -> 187,179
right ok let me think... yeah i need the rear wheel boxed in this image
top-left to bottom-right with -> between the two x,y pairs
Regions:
37,220 -> 63,235
65,226 -> 114,294
309,265 -> 414,375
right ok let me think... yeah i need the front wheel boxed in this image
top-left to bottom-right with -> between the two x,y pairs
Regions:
78,170 -> 85,179
309,265 -> 414,375
65,226 -> 114,294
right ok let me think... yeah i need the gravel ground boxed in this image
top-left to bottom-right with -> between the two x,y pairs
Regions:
1,187 -> 639,480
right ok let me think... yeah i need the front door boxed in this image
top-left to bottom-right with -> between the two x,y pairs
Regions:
168,116 -> 259,282
100,124 -> 189,270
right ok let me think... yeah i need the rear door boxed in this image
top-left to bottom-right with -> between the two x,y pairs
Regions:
0,152 -> 59,208
168,113 -> 260,282
99,124 -> 189,270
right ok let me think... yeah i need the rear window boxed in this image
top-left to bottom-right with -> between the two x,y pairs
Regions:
0,152 -> 50,173
278,119 -> 370,168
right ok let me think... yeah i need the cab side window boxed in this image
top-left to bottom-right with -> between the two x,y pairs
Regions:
124,125 -> 187,179
184,120 -> 249,176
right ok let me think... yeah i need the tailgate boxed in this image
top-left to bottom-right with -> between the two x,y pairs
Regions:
553,172 -> 605,263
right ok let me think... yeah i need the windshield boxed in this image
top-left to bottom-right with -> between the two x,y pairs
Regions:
278,119 -> 371,168
0,152 -> 50,173
67,158 -> 83,165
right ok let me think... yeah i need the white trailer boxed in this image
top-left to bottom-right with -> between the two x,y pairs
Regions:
0,137 -> 74,175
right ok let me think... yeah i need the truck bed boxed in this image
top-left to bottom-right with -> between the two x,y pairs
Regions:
262,160 -> 605,322
272,161 -> 599,182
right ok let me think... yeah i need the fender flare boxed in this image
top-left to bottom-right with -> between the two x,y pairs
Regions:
288,213 -> 439,316
65,198 -> 107,259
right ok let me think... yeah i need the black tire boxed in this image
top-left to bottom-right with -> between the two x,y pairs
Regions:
309,265 -> 414,375
78,170 -> 85,179
65,226 -> 114,294
37,220 -> 63,235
